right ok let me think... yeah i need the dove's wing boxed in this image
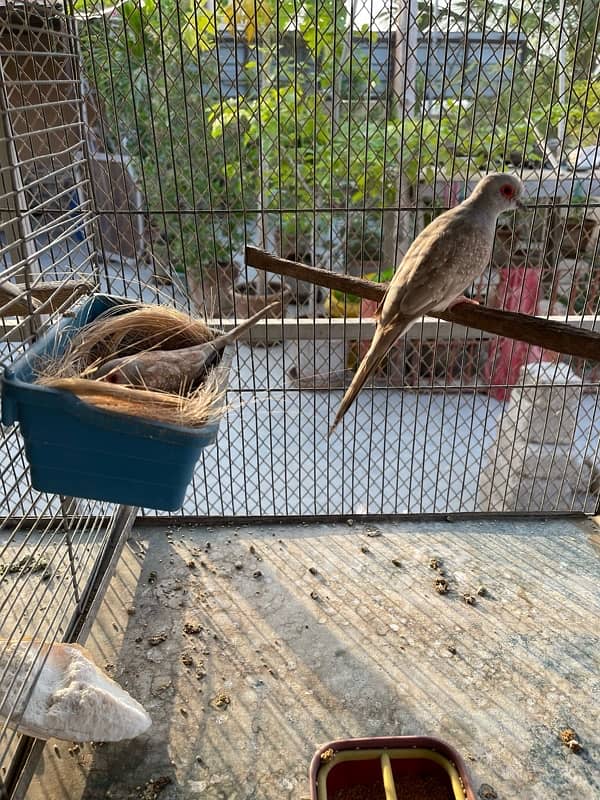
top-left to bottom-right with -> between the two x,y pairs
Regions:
378,209 -> 492,327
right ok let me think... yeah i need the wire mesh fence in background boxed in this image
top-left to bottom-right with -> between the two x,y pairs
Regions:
0,5 -> 140,796
1,0 -> 600,520
72,0 -> 600,517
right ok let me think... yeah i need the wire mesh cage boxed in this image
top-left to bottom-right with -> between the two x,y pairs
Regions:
68,0 -> 600,518
0,0 -> 600,794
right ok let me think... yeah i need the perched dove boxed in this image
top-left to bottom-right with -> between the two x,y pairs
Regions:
94,302 -> 278,393
330,172 -> 524,433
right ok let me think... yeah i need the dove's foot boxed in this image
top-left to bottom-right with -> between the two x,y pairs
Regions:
446,295 -> 480,309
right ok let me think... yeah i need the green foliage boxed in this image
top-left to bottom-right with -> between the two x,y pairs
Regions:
80,0 -> 244,274
77,0 -> 599,280
550,79 -> 600,146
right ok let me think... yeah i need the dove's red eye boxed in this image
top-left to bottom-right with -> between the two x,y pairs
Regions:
500,184 -> 515,198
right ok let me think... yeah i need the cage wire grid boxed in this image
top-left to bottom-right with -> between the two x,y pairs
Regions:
0,3 -> 141,794
0,0 -> 599,793
71,0 -> 600,519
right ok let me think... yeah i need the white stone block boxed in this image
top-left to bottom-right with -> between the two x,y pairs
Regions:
511,474 -> 577,512
478,361 -> 587,511
521,443 -> 592,485
505,361 -> 582,444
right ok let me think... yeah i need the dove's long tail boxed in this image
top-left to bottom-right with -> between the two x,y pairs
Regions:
212,301 -> 280,349
186,301 -> 281,385
329,322 -> 408,435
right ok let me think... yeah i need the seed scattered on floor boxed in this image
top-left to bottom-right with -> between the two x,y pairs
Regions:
147,632 -> 168,646
183,622 -> 202,635
308,566 -> 318,575
253,570 -> 263,579
187,560 -> 196,569
181,653 -> 194,667
53,745 -> 61,758
434,577 -> 449,594
463,593 -> 476,605
126,606 -> 136,616
0,556 -> 49,578
234,561 -> 243,570
180,707 -> 188,716
478,785 -> 498,800
429,557 -> 441,569
476,585 -> 487,597
346,518 -> 354,526
447,644 -> 457,655
310,590 -> 319,600
360,544 -> 370,554
391,558 -> 402,567
560,728 -> 577,743
148,570 -> 158,584
320,748 -> 335,762
138,776 -> 172,799
249,545 -> 256,554
560,727 -> 582,752
212,691 -> 231,709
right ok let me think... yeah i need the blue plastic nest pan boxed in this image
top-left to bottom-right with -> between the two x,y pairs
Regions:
1,294 -> 231,511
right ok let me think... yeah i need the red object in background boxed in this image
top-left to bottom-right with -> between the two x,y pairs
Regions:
484,266 -> 541,401
443,180 -> 464,208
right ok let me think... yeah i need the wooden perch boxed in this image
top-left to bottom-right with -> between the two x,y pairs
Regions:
0,279 -> 94,318
246,246 -> 600,363
0,280 -> 41,314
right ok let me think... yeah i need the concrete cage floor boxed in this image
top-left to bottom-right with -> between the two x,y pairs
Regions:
27,517 -> 600,800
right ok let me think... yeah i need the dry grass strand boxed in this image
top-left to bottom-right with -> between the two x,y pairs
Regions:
35,304 -> 227,428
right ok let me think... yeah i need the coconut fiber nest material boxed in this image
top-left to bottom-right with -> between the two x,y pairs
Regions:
36,303 -> 226,428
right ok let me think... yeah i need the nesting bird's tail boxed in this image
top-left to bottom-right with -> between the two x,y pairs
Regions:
188,301 -> 281,384
329,323 -> 405,435
215,301 -> 280,349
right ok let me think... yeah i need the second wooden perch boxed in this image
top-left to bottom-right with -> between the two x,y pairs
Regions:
246,246 -> 600,363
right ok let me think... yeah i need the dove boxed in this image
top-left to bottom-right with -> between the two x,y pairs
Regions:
330,172 -> 524,433
94,302 -> 278,393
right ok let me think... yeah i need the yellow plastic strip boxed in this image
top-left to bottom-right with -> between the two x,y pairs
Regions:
380,752 -> 399,800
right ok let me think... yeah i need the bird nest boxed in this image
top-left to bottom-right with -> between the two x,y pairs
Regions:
36,304 -> 227,428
